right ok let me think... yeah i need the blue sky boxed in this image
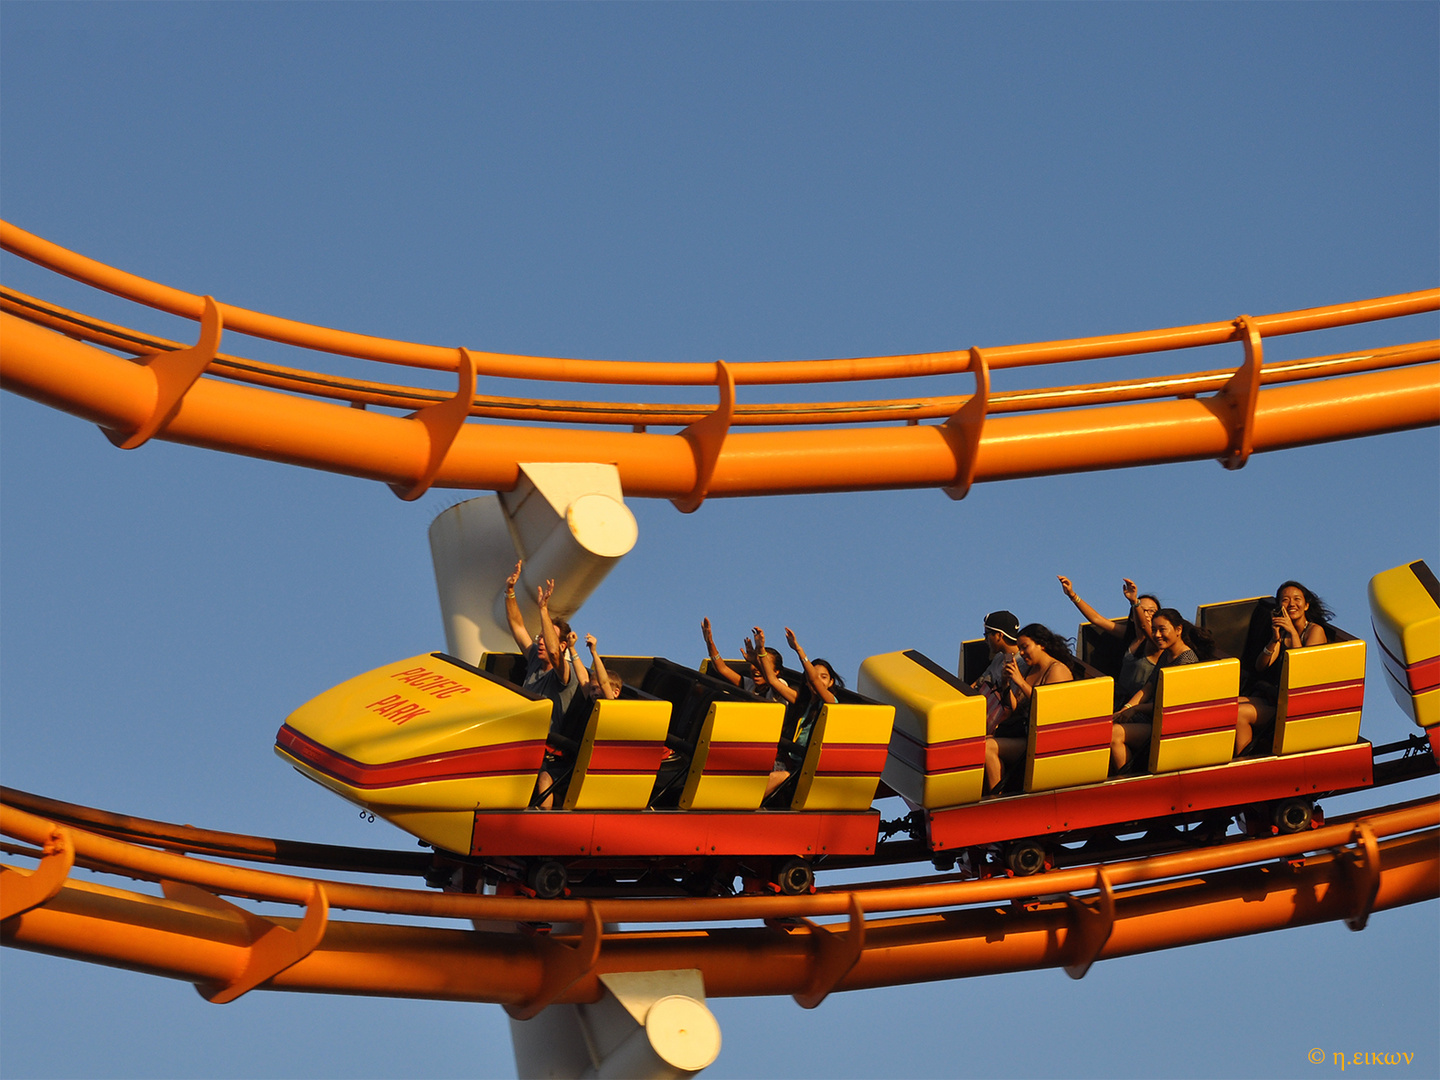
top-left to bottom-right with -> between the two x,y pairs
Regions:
2,3 -> 1437,1077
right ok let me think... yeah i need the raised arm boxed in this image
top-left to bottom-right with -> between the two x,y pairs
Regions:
754,628 -> 798,704
785,627 -> 837,705
563,629 -> 586,689
504,560 -> 533,651
586,634 -> 616,700
1058,575 -> 1121,637
701,617 -> 742,687
537,580 -> 568,684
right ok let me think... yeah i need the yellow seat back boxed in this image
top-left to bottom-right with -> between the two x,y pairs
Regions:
678,700 -> 784,810
1025,676 -> 1114,793
1149,659 -> 1239,774
859,650 -> 986,809
790,702 -> 895,811
1274,639 -> 1366,754
563,697 -> 672,810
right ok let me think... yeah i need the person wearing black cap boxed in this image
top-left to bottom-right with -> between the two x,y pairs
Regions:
971,610 -> 1024,693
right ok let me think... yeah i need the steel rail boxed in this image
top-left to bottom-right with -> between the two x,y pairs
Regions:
3,221 -> 1436,383
2,286 -> 1435,428
2,795 -> 1434,924
3,801 -> 1434,1005
0,786 -> 430,876
4,313 -> 1436,499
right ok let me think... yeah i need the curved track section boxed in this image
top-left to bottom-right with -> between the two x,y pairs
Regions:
2,222 -> 1436,505
3,790 -> 1436,1008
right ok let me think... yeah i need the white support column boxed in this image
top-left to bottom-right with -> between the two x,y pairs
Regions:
509,970 -> 721,1080
428,464 -> 638,664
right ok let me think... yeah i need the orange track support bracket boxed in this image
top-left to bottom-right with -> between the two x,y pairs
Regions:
103,295 -> 222,450
941,348 -> 990,500
1219,315 -> 1263,470
793,894 -> 866,1009
671,360 -> 735,514
1343,823 -> 1382,932
160,879 -> 329,1004
0,826 -> 74,921
1062,865 -> 1115,979
505,902 -> 604,1020
391,347 -> 477,501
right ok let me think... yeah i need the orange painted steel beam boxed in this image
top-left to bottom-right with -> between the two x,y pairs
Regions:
3,798 -> 1435,1004
4,314 -> 1437,500
2,794 -> 1435,928
4,286 -> 1435,429
3,222 -> 1437,383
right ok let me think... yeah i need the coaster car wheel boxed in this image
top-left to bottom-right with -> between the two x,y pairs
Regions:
774,857 -> 815,896
1004,839 -> 1048,877
527,859 -> 568,900
1271,798 -> 1314,835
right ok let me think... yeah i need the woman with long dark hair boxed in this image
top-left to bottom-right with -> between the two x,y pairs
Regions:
1236,580 -> 1333,755
984,623 -> 1075,793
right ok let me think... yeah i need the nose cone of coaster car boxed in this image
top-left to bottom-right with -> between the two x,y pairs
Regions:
276,653 -> 551,852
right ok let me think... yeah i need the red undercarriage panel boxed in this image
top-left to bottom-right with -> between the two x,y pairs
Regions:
470,809 -> 880,858
926,742 -> 1374,851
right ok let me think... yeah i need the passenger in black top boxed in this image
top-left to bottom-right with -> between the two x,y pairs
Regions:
762,627 -> 843,798
1109,609 -> 1214,772
1235,581 -> 1332,756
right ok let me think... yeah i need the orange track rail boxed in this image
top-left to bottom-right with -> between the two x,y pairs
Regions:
2,792 -> 1435,1009
2,225 -> 1438,1012
2,222 -> 1436,505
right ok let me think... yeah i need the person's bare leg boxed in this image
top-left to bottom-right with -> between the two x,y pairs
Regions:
984,738 -> 1002,792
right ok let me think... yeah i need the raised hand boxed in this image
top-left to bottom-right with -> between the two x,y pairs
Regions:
506,560 -> 523,589
1057,575 -> 1075,598
1122,578 -> 1138,604
701,617 -> 715,644
785,626 -> 802,655
537,578 -> 555,608
585,633 -> 598,653
752,626 -> 767,651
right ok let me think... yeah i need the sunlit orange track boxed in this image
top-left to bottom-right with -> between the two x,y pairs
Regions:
1,222 -> 1436,505
3,790 -> 1436,1009
2,225 -> 1438,1012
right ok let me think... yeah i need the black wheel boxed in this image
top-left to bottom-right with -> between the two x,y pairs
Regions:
1005,839 -> 1047,877
1272,798 -> 1313,835
775,857 -> 815,896
527,859 -> 568,899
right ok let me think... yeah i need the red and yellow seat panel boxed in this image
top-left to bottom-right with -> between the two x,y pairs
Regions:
859,650 -> 985,809
1149,659 -> 1239,774
679,700 -> 785,810
790,701 -> 895,811
1024,676 -> 1114,793
563,697 -> 673,810
1274,640 -> 1366,755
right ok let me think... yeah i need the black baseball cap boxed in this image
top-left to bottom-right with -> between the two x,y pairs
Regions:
983,611 -> 1020,643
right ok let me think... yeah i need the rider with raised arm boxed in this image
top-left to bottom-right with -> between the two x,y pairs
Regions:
763,627 -> 843,798
503,560 -> 578,726
1057,575 -> 1162,705
585,633 -> 621,701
